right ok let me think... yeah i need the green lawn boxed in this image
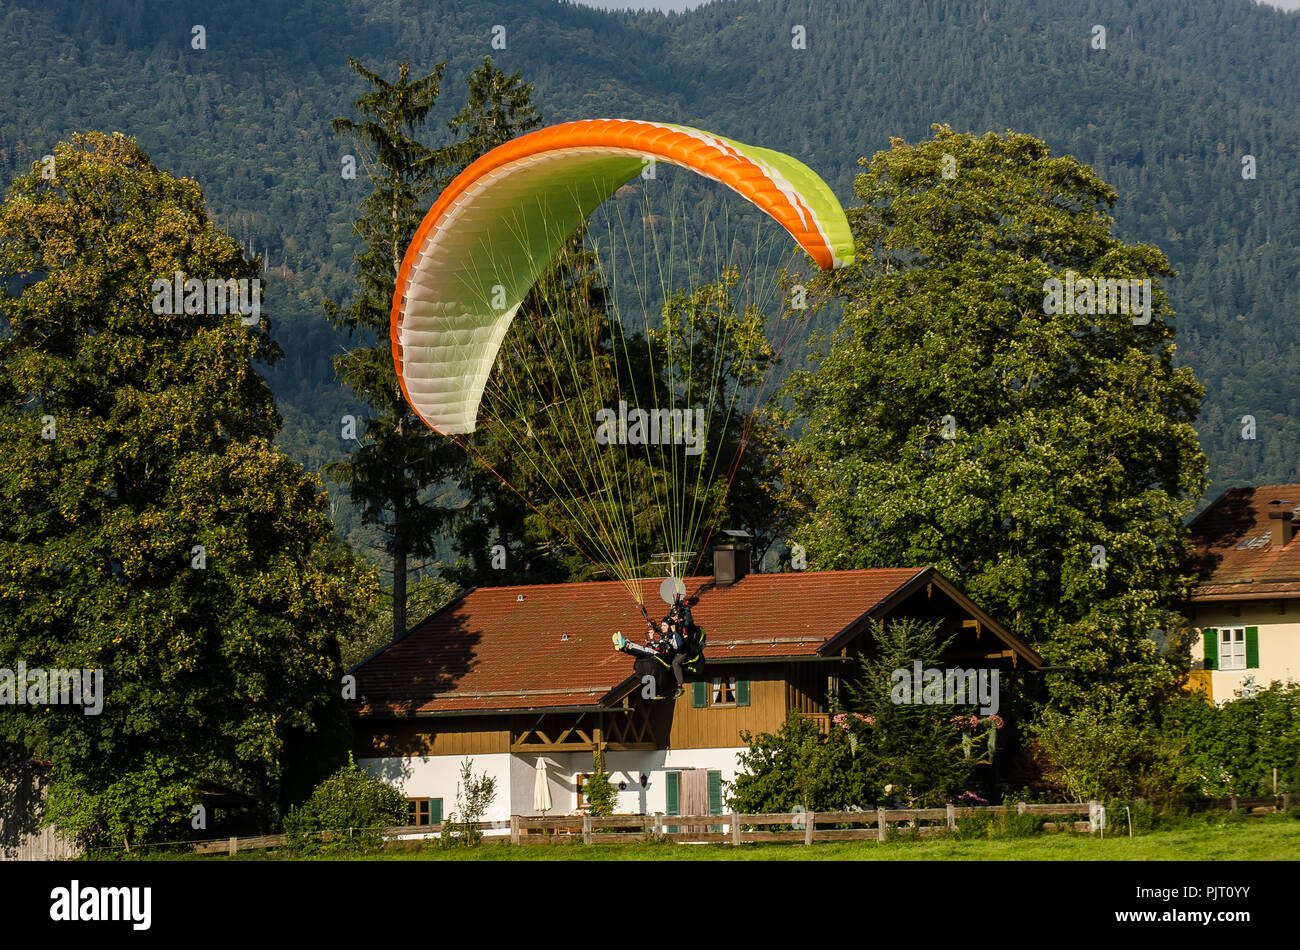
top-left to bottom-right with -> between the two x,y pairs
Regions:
184,814 -> 1300,861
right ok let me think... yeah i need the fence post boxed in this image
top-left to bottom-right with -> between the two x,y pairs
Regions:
227,836 -> 237,856
805,811 -> 815,846
946,803 -> 956,832
582,814 -> 592,845
654,813 -> 663,837
731,812 -> 741,846
1088,800 -> 1100,834
877,807 -> 887,842
1017,801 -> 1026,816
510,815 -> 520,845
1283,794 -> 1290,813
1231,795 -> 1238,815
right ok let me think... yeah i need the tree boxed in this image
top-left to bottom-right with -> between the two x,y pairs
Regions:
448,233 -> 619,587
439,757 -> 497,848
444,56 -> 542,181
452,260 -> 783,589
789,126 -> 1208,715
0,132 -> 375,848
326,59 -> 460,642
839,618 -> 992,806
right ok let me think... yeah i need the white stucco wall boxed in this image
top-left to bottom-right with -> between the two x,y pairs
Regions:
1190,602 -> 1300,703
360,746 -> 748,821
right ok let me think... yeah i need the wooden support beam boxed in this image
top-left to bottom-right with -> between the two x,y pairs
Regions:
510,741 -> 597,753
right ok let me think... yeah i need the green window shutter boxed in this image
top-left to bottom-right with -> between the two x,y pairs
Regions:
1203,628 -> 1218,670
1246,627 -> 1259,669
692,681 -> 707,707
736,678 -> 750,707
708,771 -> 723,833
665,771 -> 680,834
430,798 -> 443,825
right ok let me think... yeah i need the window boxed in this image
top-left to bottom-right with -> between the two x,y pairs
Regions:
1220,628 -> 1247,671
575,773 -> 590,811
692,678 -> 749,707
711,677 -> 737,706
1204,626 -> 1257,671
406,797 -> 443,826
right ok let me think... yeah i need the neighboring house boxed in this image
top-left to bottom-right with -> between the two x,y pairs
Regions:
1185,485 -> 1300,702
348,556 -> 1044,826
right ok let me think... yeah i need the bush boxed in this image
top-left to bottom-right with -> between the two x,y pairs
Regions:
1159,682 -> 1300,797
283,754 -> 406,853
1030,700 -> 1203,815
727,710 -> 882,814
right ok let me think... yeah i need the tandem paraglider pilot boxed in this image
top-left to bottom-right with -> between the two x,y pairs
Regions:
613,593 -> 705,700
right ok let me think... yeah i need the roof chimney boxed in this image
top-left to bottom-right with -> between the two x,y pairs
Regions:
1268,501 -> 1294,548
712,530 -> 752,587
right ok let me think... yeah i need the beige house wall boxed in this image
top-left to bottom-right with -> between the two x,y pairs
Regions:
1189,600 -> 1300,702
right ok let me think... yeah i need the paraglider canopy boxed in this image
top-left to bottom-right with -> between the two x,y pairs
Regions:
390,118 -> 854,436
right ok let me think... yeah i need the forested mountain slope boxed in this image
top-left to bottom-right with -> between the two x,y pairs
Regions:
1,0 -> 1295,550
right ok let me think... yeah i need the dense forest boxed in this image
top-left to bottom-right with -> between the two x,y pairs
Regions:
1,0 -> 1296,565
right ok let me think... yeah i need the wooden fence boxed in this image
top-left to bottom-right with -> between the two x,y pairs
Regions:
185,793 -> 1295,856
191,802 -> 1103,855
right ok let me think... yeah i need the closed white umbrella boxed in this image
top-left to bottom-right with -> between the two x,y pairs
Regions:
533,757 -> 552,815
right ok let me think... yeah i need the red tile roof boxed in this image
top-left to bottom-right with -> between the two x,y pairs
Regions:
1188,484 -> 1300,601
350,567 -> 934,716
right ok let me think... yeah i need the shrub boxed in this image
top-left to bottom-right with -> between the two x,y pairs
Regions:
727,710 -> 882,814
1159,682 -> 1300,797
584,752 -> 618,819
283,754 -> 406,853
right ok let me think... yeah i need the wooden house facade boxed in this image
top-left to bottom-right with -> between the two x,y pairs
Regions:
350,564 -> 1044,826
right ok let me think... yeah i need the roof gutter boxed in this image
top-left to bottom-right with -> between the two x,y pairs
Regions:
352,703 -> 626,720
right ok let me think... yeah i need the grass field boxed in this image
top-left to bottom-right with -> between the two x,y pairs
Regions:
181,813 -> 1300,861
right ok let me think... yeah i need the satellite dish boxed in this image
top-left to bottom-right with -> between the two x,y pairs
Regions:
659,575 -> 686,605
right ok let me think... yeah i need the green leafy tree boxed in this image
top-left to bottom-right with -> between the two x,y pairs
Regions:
0,132 -> 375,849
790,126 -> 1208,715
439,757 -> 497,848
326,58 -> 460,642
283,753 -> 407,852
